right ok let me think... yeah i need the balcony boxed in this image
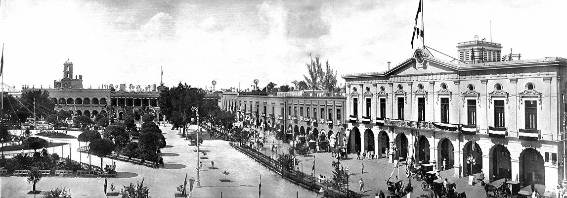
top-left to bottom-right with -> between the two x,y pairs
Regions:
348,115 -> 358,123
460,125 -> 478,135
488,126 -> 507,137
431,122 -> 459,132
361,116 -> 371,124
519,129 -> 540,140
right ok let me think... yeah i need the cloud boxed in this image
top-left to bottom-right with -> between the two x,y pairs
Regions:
139,12 -> 175,39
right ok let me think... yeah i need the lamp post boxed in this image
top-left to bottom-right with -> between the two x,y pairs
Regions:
191,106 -> 201,187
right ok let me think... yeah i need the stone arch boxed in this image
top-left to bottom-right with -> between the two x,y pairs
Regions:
83,98 -> 90,105
300,126 -> 305,136
84,110 -> 91,118
519,148 -> 545,185
92,110 -> 99,117
51,98 -> 58,104
76,110 -> 82,116
490,144 -> 511,181
59,98 -> 66,105
378,131 -> 389,158
75,98 -> 83,104
463,141 -> 483,176
67,98 -> 74,105
347,127 -> 361,153
364,129 -> 375,152
415,135 -> 430,163
92,98 -> 99,105
394,133 -> 408,161
437,138 -> 454,170
100,98 -> 107,105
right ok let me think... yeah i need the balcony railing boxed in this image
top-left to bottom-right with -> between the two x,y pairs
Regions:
488,126 -> 507,137
375,117 -> 385,126
361,116 -> 371,124
519,129 -> 540,140
431,122 -> 459,132
460,125 -> 478,135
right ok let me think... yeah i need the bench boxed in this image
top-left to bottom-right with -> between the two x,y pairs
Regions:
14,170 -> 30,176
55,170 -> 73,176
40,170 -> 51,176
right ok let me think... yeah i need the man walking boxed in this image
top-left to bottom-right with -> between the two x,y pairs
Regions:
359,178 -> 365,192
361,162 -> 365,174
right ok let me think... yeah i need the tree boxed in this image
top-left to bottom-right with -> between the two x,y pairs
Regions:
104,125 -> 129,148
89,139 -> 115,169
45,187 -> 72,198
0,124 -> 10,156
27,167 -> 42,193
78,130 -> 101,143
24,137 -> 48,153
95,115 -> 109,128
262,82 -> 277,94
304,56 -> 324,90
297,81 -> 309,90
322,60 -> 338,92
331,160 -> 349,192
278,85 -> 291,92
20,89 -> 55,119
57,110 -> 72,121
159,83 -> 213,133
73,115 -> 93,129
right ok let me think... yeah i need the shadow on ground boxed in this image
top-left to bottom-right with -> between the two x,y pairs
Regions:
163,163 -> 186,169
115,172 -> 139,178
160,153 -> 180,157
164,145 -> 174,148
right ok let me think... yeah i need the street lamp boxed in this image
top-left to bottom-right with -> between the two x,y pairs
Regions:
191,106 -> 201,187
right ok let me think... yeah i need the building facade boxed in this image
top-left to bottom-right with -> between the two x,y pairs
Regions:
343,46 -> 567,191
221,90 -> 347,150
29,60 -> 161,120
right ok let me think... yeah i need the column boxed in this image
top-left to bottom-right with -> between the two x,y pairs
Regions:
389,83 -> 394,119
358,84 -> 364,121
481,79 -> 488,133
511,152 -> 520,182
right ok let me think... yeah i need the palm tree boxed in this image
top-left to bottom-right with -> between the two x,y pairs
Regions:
304,56 -> 324,90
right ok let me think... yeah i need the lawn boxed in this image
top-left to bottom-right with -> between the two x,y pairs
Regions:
36,131 -> 76,139
0,142 -> 68,152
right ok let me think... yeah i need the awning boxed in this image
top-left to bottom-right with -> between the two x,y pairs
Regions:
518,184 -> 545,196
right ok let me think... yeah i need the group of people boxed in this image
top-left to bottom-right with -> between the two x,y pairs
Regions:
356,150 -> 379,160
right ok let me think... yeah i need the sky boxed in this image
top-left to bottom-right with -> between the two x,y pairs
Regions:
0,0 -> 565,91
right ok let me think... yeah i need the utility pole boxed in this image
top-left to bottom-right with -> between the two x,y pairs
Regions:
33,98 -> 37,129
192,106 -> 200,187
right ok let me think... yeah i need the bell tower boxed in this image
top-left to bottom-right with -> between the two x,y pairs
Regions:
63,59 -> 73,79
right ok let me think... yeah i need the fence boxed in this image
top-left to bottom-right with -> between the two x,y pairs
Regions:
229,142 -> 359,198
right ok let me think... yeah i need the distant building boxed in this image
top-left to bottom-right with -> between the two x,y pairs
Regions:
221,90 -> 347,151
24,60 -> 162,120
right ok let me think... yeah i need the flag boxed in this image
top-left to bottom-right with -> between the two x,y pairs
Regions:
0,47 -> 3,76
411,0 -> 424,49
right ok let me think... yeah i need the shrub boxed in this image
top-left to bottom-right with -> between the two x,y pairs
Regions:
121,179 -> 150,198
45,187 -> 72,198
23,137 -> 48,153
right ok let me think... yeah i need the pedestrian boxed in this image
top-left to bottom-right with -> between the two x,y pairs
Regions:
211,161 -> 215,168
361,162 -> 365,174
357,152 -> 361,160
359,178 -> 365,192
379,190 -> 385,198
200,161 -> 203,168
443,158 -> 447,171
362,151 -> 366,159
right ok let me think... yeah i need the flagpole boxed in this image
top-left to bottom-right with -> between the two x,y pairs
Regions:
1,43 -> 4,118
421,0 -> 425,48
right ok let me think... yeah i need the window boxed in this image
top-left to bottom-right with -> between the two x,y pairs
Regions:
525,100 -> 537,129
300,107 -> 304,116
418,98 -> 425,122
380,98 -> 386,119
552,153 -> 558,164
353,98 -> 358,116
288,107 -> 291,116
467,100 -> 476,126
281,107 -> 284,116
313,108 -> 317,119
337,109 -> 341,121
263,106 -> 267,115
526,83 -> 534,90
272,106 -> 275,115
306,108 -> 310,118
397,97 -> 404,120
440,98 -> 449,123
294,107 -> 297,116
494,100 -> 505,128
328,109 -> 333,121
320,108 -> 325,119
495,83 -> 502,90
366,98 -> 372,117
545,152 -> 550,162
